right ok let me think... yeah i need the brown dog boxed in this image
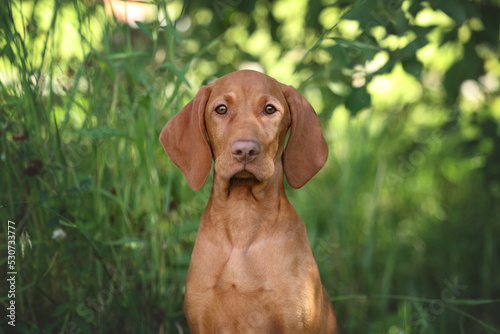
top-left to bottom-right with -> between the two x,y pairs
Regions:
160,70 -> 337,333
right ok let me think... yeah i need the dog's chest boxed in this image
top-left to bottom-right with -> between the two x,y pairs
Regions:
186,240 -> 322,333
212,245 -> 271,295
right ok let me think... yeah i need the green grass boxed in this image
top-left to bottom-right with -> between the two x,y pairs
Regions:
1,0 -> 499,333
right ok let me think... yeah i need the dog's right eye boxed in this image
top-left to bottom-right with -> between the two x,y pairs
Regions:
215,105 -> 227,115
264,105 -> 277,115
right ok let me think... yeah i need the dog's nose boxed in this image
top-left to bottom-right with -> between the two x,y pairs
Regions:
231,140 -> 260,163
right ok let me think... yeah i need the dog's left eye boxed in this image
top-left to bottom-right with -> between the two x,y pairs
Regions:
215,105 -> 227,115
264,105 -> 277,115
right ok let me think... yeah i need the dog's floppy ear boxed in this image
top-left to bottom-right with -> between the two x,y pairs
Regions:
160,86 -> 212,190
281,84 -> 328,189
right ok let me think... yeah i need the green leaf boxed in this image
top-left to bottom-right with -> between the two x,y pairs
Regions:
402,58 -> 423,79
408,1 -> 423,17
135,21 -> 153,39
463,42 -> 483,79
451,298 -> 500,305
440,28 -> 459,46
329,37 -> 386,52
159,24 -> 182,43
443,61 -> 462,103
345,86 -> 371,115
157,63 -> 191,88
323,45 -> 352,68
397,35 -> 429,60
59,219 -> 76,228
106,52 -> 149,60
439,0 -> 467,24
342,0 -> 377,24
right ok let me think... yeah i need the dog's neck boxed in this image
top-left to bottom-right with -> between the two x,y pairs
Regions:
204,161 -> 295,249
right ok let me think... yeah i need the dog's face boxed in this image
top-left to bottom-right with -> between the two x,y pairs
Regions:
205,71 -> 291,183
160,70 -> 328,190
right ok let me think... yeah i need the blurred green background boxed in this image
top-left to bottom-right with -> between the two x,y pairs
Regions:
1,0 -> 499,333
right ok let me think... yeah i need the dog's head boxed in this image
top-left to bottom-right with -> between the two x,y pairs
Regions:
160,70 -> 328,190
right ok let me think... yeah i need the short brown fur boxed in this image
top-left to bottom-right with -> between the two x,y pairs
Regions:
160,70 -> 337,333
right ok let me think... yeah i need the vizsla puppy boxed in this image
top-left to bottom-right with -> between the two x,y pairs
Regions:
160,70 -> 337,333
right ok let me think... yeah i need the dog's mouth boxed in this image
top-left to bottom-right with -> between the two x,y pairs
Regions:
229,169 -> 260,184
232,170 -> 255,179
